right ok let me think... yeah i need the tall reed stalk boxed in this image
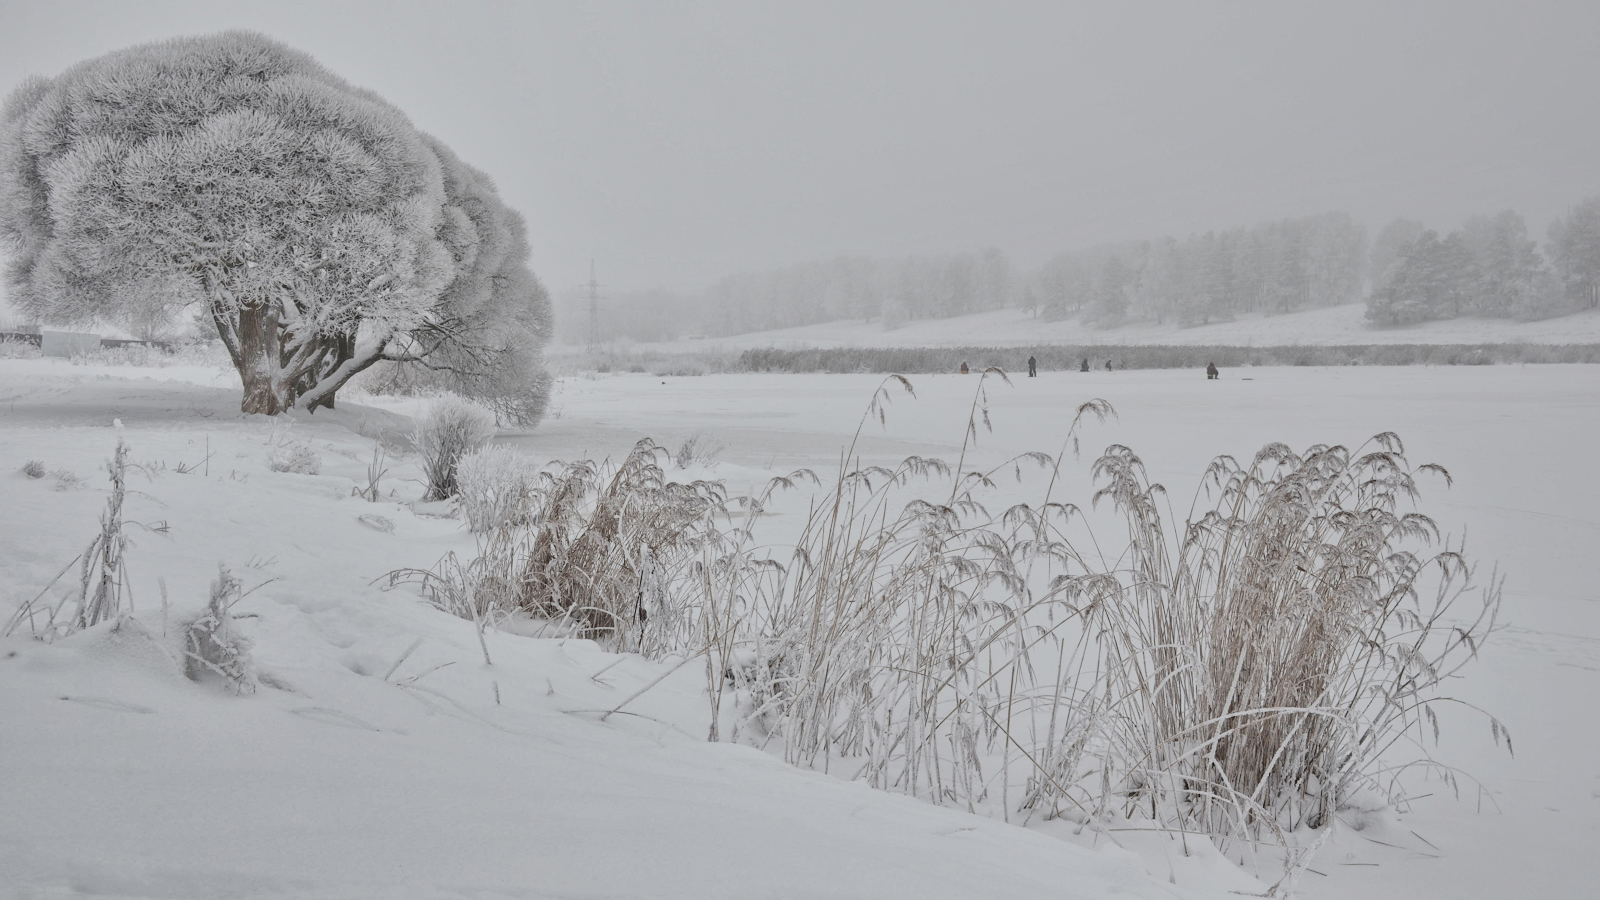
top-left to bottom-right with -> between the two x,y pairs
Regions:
392,372 -> 1504,885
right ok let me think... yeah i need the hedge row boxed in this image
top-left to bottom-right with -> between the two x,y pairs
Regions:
735,343 -> 1600,374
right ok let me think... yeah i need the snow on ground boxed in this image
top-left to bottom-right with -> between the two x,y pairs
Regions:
601,303 -> 1600,356
0,359 -> 1239,900
4,356 -> 1598,898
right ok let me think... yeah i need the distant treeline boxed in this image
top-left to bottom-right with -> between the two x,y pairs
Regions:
558,197 -> 1600,344
1365,201 -> 1600,324
736,343 -> 1600,374
556,248 -> 1014,344
1033,212 -> 1366,326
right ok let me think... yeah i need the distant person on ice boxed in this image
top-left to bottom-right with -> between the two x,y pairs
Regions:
959,360 -> 970,374
1027,355 -> 1037,377
1079,358 -> 1089,372
1104,359 -> 1114,372
1206,361 -> 1219,380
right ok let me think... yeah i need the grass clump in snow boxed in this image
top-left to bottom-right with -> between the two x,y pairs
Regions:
393,439 -> 726,653
1021,437 -> 1504,863
455,445 -> 541,532
266,441 -> 321,475
675,433 -> 724,470
413,397 -> 496,501
51,468 -> 85,490
513,439 -> 725,651
4,438 -> 134,640
22,459 -> 46,478
352,446 -> 390,502
182,565 -> 257,694
74,437 -> 132,631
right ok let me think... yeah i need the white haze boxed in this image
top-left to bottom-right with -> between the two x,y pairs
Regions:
0,0 -> 1597,300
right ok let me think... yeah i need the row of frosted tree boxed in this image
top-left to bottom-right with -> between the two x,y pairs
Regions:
558,248 -> 1014,343
1365,201 -> 1600,324
702,248 -> 1014,335
563,199 -> 1600,345
1030,212 -> 1368,327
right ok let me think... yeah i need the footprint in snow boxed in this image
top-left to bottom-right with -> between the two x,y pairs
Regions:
60,695 -> 155,714
290,706 -> 381,731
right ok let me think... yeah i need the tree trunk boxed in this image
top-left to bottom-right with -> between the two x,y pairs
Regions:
310,333 -> 356,411
291,335 -> 391,414
237,304 -> 287,416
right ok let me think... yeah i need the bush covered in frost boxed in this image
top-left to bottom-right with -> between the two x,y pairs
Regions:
413,397 -> 497,501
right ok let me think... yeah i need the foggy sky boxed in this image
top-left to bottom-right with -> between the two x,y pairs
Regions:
1,0 -> 1597,300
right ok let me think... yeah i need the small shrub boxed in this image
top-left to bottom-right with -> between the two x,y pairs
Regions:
1013,437 -> 1506,861
0,336 -> 41,359
183,565 -> 256,693
674,433 -> 724,470
22,460 -> 46,478
413,397 -> 496,501
267,442 -> 321,475
391,439 -> 726,653
456,445 -> 540,532
66,341 -> 230,369
513,439 -> 726,649
51,468 -> 84,490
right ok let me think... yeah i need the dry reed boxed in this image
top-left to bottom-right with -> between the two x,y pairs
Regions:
388,370 -> 1503,885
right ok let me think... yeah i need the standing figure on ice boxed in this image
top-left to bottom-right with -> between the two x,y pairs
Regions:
1206,361 -> 1219,380
1027,355 -> 1037,377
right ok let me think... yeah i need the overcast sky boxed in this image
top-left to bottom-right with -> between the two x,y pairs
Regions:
2,0 -> 1598,298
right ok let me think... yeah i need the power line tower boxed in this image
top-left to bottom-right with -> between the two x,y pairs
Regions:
585,259 -> 603,350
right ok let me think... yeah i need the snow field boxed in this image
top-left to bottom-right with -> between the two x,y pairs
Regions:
3,357 -> 1597,898
0,360 -> 1224,899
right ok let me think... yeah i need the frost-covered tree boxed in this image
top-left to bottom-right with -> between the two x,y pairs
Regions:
0,32 -> 550,418
1459,211 -> 1543,316
1548,197 -> 1600,310
1026,211 -> 1366,328
1365,230 -> 1471,324
1367,210 -> 1564,324
1305,211 -> 1368,307
1086,255 -> 1130,326
364,136 -> 553,424
1369,218 -> 1427,297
